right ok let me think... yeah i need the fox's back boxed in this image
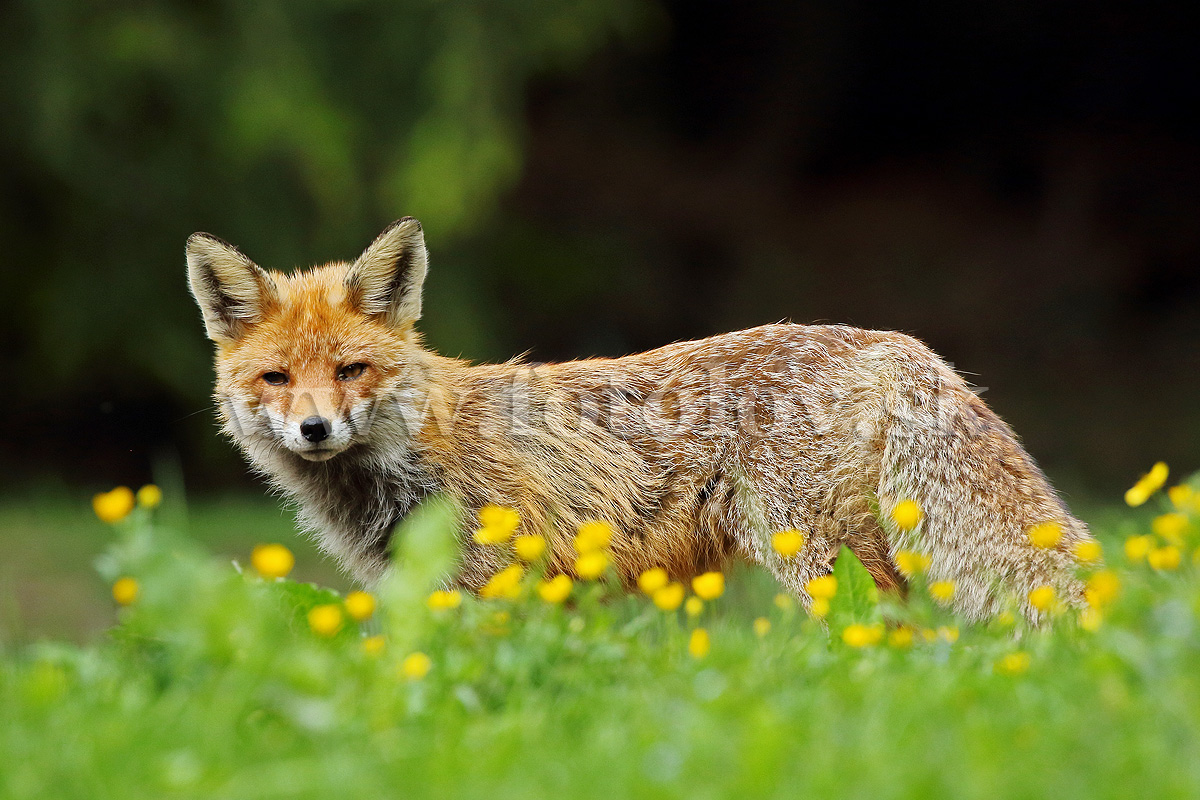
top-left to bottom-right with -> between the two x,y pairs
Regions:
426,323 -> 937,585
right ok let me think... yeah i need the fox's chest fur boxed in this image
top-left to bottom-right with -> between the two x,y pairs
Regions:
190,218 -> 1095,621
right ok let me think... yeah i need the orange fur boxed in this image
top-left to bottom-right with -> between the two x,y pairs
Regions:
189,218 -> 1095,621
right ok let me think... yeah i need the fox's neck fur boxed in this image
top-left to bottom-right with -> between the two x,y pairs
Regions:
256,414 -> 441,583
241,353 -> 470,583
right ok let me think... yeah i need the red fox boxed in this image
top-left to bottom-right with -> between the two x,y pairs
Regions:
188,217 -> 1094,620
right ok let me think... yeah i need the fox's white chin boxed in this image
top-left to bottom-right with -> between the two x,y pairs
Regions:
296,448 -> 343,462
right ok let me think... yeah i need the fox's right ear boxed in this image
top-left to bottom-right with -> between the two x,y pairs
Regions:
186,233 -> 277,343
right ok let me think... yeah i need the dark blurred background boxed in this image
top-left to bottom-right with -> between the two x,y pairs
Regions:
2,0 -> 1198,500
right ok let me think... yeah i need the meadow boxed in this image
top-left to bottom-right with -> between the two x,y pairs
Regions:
2,468 -> 1198,800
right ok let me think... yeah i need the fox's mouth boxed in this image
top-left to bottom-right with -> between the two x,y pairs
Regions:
261,414 -> 354,462
295,446 -> 344,462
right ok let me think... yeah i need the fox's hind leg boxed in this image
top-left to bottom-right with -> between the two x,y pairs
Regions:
874,339 -> 1094,622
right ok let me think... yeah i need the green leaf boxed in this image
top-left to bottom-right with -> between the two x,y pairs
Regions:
390,494 -> 461,589
829,546 -> 880,624
378,495 -> 462,650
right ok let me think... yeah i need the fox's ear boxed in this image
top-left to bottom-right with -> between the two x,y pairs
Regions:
186,233 -> 277,343
344,217 -> 428,328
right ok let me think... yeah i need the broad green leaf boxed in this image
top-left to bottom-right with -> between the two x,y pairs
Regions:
829,545 -> 880,624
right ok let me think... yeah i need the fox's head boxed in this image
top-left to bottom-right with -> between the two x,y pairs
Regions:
187,218 -> 429,463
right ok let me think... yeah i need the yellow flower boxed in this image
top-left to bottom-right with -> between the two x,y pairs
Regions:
537,574 -> 573,604
1126,463 -> 1169,506
753,617 -> 771,637
995,651 -> 1031,676
344,591 -> 376,622
921,628 -> 938,643
112,576 -> 139,606
1027,521 -> 1063,549
575,551 -> 610,580
652,582 -> 685,611
688,628 -> 711,658
771,530 -> 805,558
308,604 -> 344,636
1073,540 -> 1103,564
638,567 -> 669,595
480,564 -> 524,599
1124,534 -> 1153,563
400,652 -> 432,680
937,625 -> 959,643
929,581 -> 956,603
997,610 -> 1016,627
888,626 -> 914,648
1147,461 -> 1170,489
513,534 -> 547,562
93,486 -> 135,524
691,571 -> 725,600
1152,513 -> 1189,545
251,544 -> 295,580
890,499 -> 924,531
473,504 -> 520,544
1027,585 -> 1056,612
136,484 -> 162,509
1147,545 -> 1181,571
1168,484 -> 1194,510
574,520 -> 614,553
1079,607 -> 1102,632
427,589 -> 463,610
1085,570 -> 1121,608
810,597 -> 830,617
685,597 -> 704,617
805,575 -> 837,600
842,623 -> 883,648
479,504 -> 519,530
1124,484 -> 1150,508
362,635 -> 386,656
773,593 -> 794,612
895,550 -> 931,578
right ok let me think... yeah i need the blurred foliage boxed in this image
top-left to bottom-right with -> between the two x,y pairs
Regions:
0,0 -> 655,408
1,0 -> 1195,490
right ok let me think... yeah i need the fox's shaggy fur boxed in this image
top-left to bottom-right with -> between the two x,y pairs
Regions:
188,218 -> 1094,621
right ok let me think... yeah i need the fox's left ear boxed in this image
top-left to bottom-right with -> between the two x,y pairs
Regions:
345,217 -> 428,328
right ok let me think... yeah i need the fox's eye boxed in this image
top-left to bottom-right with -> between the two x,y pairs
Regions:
338,363 -> 368,381
262,372 -> 289,386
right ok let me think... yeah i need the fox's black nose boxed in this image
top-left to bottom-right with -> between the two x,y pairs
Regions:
300,416 -> 332,443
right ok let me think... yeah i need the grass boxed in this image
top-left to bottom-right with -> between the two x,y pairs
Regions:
0,490 -> 349,641
1,477 -> 1199,799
